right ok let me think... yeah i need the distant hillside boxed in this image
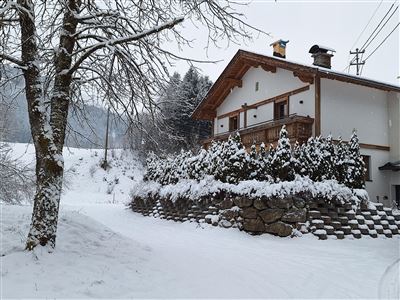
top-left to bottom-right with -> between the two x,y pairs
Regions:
0,67 -> 126,148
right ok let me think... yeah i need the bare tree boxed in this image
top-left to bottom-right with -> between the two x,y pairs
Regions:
0,0 -> 261,250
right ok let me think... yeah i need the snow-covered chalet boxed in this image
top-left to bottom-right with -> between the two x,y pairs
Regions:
192,40 -> 400,207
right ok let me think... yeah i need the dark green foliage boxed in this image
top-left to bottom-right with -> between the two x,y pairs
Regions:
160,67 -> 213,152
269,125 -> 294,181
144,127 -> 366,190
345,131 -> 366,189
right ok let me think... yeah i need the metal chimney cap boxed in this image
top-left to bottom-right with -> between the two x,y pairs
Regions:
270,39 -> 289,47
309,44 -> 336,54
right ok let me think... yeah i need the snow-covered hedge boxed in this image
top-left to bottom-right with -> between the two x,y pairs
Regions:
144,126 -> 366,189
132,175 -> 368,205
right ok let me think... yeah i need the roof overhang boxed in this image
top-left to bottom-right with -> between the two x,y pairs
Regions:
192,50 -> 400,121
379,161 -> 400,171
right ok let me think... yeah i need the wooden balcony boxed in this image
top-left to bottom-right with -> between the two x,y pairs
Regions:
203,114 -> 314,148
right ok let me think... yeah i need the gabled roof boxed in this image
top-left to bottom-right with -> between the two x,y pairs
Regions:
192,50 -> 400,120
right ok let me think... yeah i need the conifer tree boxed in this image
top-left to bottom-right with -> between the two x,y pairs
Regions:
291,141 -> 303,176
335,137 -> 348,184
270,126 -> 294,181
216,133 -> 248,183
319,135 -> 336,180
345,131 -> 366,188
248,144 -> 259,180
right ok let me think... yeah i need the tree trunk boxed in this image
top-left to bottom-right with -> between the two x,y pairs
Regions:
18,0 -> 80,250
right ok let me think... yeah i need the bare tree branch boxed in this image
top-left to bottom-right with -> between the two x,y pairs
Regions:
0,53 -> 25,66
68,16 -> 185,75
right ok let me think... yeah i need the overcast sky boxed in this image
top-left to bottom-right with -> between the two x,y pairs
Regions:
169,0 -> 399,85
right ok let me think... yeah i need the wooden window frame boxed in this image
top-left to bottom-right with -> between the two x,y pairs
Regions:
362,155 -> 372,182
274,96 -> 289,120
229,114 -> 239,132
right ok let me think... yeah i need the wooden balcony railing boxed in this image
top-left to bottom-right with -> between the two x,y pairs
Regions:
203,114 -> 314,148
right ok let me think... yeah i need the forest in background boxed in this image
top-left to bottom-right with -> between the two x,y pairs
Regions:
1,66 -> 212,153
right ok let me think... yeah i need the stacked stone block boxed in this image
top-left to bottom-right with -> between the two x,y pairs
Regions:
130,194 -> 400,240
307,200 -> 400,239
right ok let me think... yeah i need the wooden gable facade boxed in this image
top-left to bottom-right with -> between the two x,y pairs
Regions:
192,50 -> 400,148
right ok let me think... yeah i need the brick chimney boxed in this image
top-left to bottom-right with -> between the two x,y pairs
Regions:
270,39 -> 289,58
309,45 -> 336,69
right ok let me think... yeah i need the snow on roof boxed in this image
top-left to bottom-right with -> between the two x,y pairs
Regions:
244,50 -> 400,90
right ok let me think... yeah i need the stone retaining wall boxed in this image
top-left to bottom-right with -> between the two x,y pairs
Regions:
130,193 -> 400,239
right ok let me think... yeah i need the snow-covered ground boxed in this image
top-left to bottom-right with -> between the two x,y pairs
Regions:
1,143 -> 399,298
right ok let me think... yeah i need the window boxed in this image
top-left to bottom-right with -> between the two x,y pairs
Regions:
362,155 -> 371,181
255,82 -> 259,91
274,97 -> 288,120
229,115 -> 238,131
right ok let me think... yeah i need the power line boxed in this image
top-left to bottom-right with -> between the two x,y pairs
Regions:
359,2 -> 396,51
363,22 -> 399,63
350,0 -> 384,50
345,1 -> 398,73
345,0 -> 384,72
361,5 -> 398,51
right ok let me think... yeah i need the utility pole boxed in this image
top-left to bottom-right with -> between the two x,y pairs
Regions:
101,106 -> 110,170
350,48 -> 365,76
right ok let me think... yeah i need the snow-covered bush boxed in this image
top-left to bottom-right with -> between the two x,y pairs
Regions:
0,143 -> 34,204
143,126 -> 365,189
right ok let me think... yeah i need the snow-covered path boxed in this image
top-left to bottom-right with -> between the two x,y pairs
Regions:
1,144 -> 399,298
68,203 -> 399,299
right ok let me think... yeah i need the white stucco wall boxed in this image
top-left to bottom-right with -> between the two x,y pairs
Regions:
289,85 -> 315,119
320,79 -> 389,146
361,148 -> 391,206
215,117 -> 229,134
320,78 -> 400,206
387,91 -> 400,161
215,67 -> 313,134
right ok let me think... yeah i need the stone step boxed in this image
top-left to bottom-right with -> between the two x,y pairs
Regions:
345,210 -> 356,219
369,230 -> 378,238
348,220 -> 359,229
383,208 -> 393,216
366,223 -> 375,230
387,216 -> 395,224
331,221 -> 342,230
313,229 -> 327,240
377,211 -> 387,218
383,229 -> 393,238
324,225 -> 335,235
355,215 -> 365,224
389,225 -> 399,234
369,210 -> 378,216
335,231 -> 345,239
338,216 -> 349,225
311,219 -> 325,229
375,203 -> 384,211
341,226 -> 352,235
380,221 -> 389,229
358,224 -> 369,235
352,230 -> 362,239
321,215 -> 332,224
361,211 -> 372,220
375,225 -> 384,234
372,216 -> 381,225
